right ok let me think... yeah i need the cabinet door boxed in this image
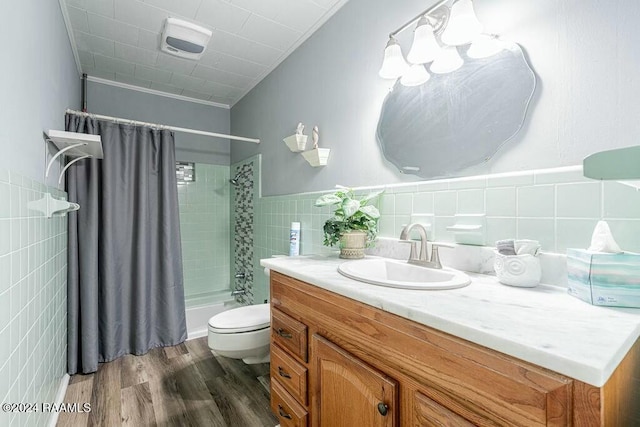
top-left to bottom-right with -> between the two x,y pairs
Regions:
412,390 -> 475,427
312,334 -> 397,427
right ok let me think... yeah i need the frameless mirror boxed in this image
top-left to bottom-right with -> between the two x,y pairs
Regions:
376,41 -> 536,179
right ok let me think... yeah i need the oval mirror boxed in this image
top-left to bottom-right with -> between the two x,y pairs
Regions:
376,41 -> 536,179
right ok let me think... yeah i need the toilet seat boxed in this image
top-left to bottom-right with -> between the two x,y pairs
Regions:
208,303 -> 270,334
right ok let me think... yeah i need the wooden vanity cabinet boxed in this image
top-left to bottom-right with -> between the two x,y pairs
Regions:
269,271 -> 640,427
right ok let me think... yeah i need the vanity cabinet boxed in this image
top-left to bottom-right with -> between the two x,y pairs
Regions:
269,271 -> 640,426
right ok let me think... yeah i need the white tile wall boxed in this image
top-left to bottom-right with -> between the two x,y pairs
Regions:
251,166 -> 640,301
0,170 -> 68,427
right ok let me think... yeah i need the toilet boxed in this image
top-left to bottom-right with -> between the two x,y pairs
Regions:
207,303 -> 271,364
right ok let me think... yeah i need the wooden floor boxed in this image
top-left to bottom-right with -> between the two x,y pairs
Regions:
57,337 -> 278,427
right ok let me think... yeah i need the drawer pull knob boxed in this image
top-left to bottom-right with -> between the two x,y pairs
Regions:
276,328 -> 293,339
377,402 -> 389,416
278,366 -> 291,379
278,404 -> 292,420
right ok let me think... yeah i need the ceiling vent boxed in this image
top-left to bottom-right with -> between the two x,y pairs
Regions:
160,18 -> 212,60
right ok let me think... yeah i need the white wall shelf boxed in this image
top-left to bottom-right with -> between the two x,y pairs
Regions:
301,147 -> 330,167
39,130 -> 103,218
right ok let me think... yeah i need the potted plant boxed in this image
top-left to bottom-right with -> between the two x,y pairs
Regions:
315,186 -> 383,259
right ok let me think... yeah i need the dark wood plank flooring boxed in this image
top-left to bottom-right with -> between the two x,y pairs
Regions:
57,337 -> 278,427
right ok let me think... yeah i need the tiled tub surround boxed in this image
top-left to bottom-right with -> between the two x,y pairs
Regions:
0,169 -> 68,427
253,166 -> 640,296
177,164 -> 231,307
261,255 -> 640,388
232,161 -> 255,305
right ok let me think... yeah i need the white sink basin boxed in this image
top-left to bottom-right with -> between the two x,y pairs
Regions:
338,258 -> 471,290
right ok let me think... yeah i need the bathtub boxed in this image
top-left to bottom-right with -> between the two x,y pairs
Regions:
185,298 -> 240,339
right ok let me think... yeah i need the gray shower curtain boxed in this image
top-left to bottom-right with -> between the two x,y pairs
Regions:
66,113 -> 187,375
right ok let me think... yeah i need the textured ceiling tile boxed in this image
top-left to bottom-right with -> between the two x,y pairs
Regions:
192,65 -> 252,88
244,41 -> 283,66
308,0 -> 338,9
67,6 -> 90,33
137,29 -> 160,51
228,0 -> 285,20
94,54 -> 136,75
135,64 -> 172,84
195,0 -> 251,34
201,80 -> 236,97
275,0 -> 326,33
155,53 -> 198,75
114,0 -> 168,33
213,53 -> 266,78
115,43 -> 159,67
87,13 -> 139,45
86,0 -> 116,18
170,73 -> 206,91
238,14 -> 301,51
77,50 -> 95,68
180,89 -> 212,101
142,0 -> 204,19
81,66 -> 116,81
208,31 -> 254,57
150,81 -> 184,95
74,31 -> 116,57
115,72 -> 152,88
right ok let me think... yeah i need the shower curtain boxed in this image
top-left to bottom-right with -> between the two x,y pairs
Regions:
66,113 -> 187,375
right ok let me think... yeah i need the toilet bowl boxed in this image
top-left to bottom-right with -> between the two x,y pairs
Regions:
207,303 -> 271,364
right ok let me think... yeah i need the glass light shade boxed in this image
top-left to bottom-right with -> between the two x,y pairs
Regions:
407,18 -> 442,64
430,47 -> 463,74
440,0 -> 483,46
467,34 -> 504,59
400,64 -> 431,87
379,38 -> 409,79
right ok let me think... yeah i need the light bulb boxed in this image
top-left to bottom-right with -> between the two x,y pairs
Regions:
407,17 -> 442,64
467,34 -> 504,59
441,0 -> 483,46
379,37 -> 409,79
430,47 -> 463,74
401,64 -> 431,87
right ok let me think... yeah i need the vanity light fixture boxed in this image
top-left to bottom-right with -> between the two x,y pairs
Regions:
406,17 -> 442,64
440,0 -> 483,46
378,37 -> 409,79
379,0 -> 491,86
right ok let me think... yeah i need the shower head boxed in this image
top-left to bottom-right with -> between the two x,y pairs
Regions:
229,170 -> 250,186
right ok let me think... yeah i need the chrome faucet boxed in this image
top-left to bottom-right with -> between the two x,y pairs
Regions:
399,223 -> 453,269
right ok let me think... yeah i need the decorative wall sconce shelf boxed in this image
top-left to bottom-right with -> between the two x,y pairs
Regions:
45,130 -> 103,184
28,193 -> 80,218
301,148 -> 331,167
283,134 -> 308,152
39,130 -> 103,217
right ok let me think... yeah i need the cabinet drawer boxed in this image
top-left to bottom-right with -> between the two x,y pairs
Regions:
272,308 -> 308,362
272,379 -> 308,427
271,343 -> 308,405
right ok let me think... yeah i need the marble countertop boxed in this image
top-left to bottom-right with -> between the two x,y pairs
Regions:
261,254 -> 640,387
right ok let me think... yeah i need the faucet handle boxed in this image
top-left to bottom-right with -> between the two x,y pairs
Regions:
399,239 -> 418,260
430,243 -> 454,269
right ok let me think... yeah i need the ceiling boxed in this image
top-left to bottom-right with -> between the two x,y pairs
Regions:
60,0 -> 348,107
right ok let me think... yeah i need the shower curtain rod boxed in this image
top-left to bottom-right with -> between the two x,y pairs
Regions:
65,109 -> 260,144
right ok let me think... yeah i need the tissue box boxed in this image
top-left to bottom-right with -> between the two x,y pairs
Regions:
567,249 -> 640,308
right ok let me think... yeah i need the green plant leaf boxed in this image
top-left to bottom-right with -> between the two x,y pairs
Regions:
359,205 -> 380,219
359,189 -> 384,204
342,199 -> 360,218
315,194 -> 342,206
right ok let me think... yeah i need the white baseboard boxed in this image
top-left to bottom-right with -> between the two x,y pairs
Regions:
47,373 -> 70,427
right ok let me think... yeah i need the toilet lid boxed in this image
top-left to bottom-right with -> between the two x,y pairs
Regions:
208,303 -> 271,334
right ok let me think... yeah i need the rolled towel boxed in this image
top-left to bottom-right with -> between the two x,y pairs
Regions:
496,239 -> 516,255
515,239 -> 541,256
